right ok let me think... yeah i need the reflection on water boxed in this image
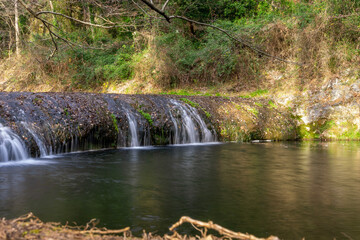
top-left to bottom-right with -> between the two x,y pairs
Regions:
1,142 -> 360,239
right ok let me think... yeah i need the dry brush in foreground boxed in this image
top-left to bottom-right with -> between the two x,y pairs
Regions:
0,213 -> 279,240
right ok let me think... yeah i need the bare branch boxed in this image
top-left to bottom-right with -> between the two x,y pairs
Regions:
36,11 -> 115,29
18,0 -> 105,57
131,0 -> 151,17
169,15 -> 302,65
18,0 -> 58,57
162,0 -> 171,11
134,0 -> 301,65
139,0 -> 170,22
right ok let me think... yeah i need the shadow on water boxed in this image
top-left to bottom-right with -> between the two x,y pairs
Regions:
1,142 -> 360,239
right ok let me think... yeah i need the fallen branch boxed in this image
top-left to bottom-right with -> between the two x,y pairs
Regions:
169,216 -> 280,240
80,227 -> 130,235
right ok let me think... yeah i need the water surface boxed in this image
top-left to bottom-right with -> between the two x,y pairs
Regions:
1,142 -> 360,239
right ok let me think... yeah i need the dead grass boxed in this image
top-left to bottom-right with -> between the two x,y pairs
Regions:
0,51 -> 71,92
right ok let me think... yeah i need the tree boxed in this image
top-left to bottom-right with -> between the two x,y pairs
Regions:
14,0 -> 20,56
14,0 -> 297,64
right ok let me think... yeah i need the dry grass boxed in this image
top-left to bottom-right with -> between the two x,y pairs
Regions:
0,51 -> 71,92
0,14 -> 358,96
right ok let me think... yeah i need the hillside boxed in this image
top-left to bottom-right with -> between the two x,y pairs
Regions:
1,0 -> 359,140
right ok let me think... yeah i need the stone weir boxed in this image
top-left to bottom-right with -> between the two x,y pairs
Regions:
0,92 -> 297,160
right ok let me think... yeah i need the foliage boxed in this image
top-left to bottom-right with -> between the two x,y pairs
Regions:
1,0 -> 360,93
156,20 -> 240,86
68,44 -> 135,89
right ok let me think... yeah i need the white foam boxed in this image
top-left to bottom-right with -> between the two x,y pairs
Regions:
0,158 -> 54,167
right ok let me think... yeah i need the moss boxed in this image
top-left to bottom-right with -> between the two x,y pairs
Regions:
239,89 -> 269,99
138,109 -> 153,125
219,122 -> 251,142
325,122 -> 360,140
154,129 -> 169,145
64,108 -> 69,117
268,100 -> 277,109
33,97 -> 42,104
297,124 -> 320,139
297,120 -> 345,140
111,114 -> 119,133
248,107 -> 259,117
179,98 -> 200,108
204,111 -> 212,118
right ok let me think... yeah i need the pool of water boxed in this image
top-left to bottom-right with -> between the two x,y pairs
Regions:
1,142 -> 360,239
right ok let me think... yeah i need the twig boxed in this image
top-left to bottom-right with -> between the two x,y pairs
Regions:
162,0 -> 171,11
341,232 -> 354,240
169,216 -> 280,240
80,227 -> 130,235
11,212 -> 35,223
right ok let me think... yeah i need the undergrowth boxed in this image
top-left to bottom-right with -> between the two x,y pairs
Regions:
1,0 -> 359,94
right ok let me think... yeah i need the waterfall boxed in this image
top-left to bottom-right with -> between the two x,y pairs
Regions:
21,122 -> 49,157
186,105 -> 214,142
169,100 -> 215,144
0,93 -> 218,158
125,110 -> 140,147
0,124 -> 28,161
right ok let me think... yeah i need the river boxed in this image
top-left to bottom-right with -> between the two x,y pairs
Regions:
1,142 -> 360,239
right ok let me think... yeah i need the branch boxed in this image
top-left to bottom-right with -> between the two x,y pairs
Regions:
162,0 -> 171,11
18,0 -> 58,57
139,0 -> 170,22
80,227 -> 130,235
135,0 -> 301,65
169,15 -> 301,65
36,11 -> 115,29
131,0 -> 151,17
18,0 -> 105,57
169,216 -> 279,240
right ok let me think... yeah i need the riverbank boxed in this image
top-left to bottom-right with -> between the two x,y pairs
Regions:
0,213 -> 278,240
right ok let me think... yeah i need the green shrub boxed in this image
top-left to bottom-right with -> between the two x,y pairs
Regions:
69,44 -> 135,89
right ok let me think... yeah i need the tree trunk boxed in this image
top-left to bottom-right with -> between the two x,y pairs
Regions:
14,0 -> 20,57
83,2 -> 94,40
48,0 -> 58,28
8,27 -> 13,58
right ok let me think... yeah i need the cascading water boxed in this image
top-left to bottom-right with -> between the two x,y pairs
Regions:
0,124 -> 28,161
0,93 -> 218,158
169,100 -> 216,144
125,110 -> 140,147
186,105 -> 214,142
21,122 -> 49,157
